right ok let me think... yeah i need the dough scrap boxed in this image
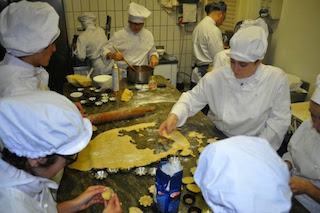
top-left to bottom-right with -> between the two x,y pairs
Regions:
92,125 -> 97,132
101,187 -> 114,200
182,176 -> 194,184
149,185 -> 155,194
186,184 -> 201,193
69,122 -> 192,171
207,137 -> 218,143
188,131 -> 205,139
198,147 -> 204,153
129,207 -> 143,213
190,167 -> 196,175
121,88 -> 133,102
139,195 -> 153,207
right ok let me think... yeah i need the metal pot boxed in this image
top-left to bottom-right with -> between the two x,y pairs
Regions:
127,65 -> 154,83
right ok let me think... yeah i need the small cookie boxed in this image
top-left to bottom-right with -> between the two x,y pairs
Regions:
101,187 -> 114,200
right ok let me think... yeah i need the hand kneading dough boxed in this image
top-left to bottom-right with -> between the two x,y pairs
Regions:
69,122 -> 192,171
101,187 -> 114,200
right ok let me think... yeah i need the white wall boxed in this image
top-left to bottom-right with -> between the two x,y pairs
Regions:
269,0 -> 320,99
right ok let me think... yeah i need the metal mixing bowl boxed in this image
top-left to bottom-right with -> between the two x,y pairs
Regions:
127,65 -> 154,83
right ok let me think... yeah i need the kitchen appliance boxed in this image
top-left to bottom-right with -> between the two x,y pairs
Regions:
127,65 -> 154,84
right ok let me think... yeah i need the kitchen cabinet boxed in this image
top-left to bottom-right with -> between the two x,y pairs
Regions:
154,54 -> 178,87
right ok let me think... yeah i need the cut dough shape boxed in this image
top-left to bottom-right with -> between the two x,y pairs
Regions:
188,131 -> 205,139
190,167 -> 196,175
129,207 -> 143,213
149,185 -> 155,194
207,137 -> 218,143
182,176 -> 195,184
121,88 -> 133,102
101,187 -> 114,200
139,195 -> 153,207
198,147 -> 204,153
186,184 -> 201,193
92,125 -> 97,132
69,122 -> 192,171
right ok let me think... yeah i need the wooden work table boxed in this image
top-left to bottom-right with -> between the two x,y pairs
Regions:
58,76 -> 309,213
58,76 -> 226,213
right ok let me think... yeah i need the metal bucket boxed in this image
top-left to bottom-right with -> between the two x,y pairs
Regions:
127,65 -> 154,83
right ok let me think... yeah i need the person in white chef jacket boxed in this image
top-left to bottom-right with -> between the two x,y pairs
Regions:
159,25 -> 291,151
101,2 -> 159,71
74,13 -> 113,77
0,1 -> 86,114
0,0 -> 60,97
282,75 -> 320,212
194,136 -> 292,212
190,1 -> 226,88
0,91 -> 122,213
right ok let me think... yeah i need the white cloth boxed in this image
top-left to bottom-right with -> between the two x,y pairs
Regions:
311,74 -> 320,105
194,136 -> 292,213
192,16 -> 224,66
0,90 -> 92,158
102,27 -> 158,68
74,24 -> 112,76
183,4 -> 197,23
0,53 -> 49,97
127,2 -> 151,23
227,26 -> 268,62
213,49 -> 230,68
0,0 -> 60,57
282,120 -> 320,212
171,64 -> 291,150
0,159 -> 58,213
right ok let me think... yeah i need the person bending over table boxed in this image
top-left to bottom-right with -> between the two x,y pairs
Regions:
0,90 -> 122,213
0,1 -> 86,116
158,26 -> 291,151
282,75 -> 320,212
195,136 -> 292,212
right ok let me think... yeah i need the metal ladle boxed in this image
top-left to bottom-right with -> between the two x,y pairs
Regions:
112,45 -> 137,72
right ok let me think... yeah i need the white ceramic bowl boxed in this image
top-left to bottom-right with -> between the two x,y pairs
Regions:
157,49 -> 165,56
93,75 -> 112,89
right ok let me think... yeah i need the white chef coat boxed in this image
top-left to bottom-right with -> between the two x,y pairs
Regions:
74,25 -> 113,76
282,120 -> 320,212
0,159 -> 58,213
192,16 -> 224,66
171,64 -> 291,150
101,26 -> 158,68
0,53 -> 49,98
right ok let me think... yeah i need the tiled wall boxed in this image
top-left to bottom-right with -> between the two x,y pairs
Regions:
63,0 -> 204,84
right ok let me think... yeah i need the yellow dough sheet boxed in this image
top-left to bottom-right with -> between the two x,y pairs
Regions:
69,122 -> 191,171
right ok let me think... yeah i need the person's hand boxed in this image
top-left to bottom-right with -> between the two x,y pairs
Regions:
289,177 -> 311,195
73,102 -> 88,118
150,55 -> 159,67
102,193 -> 122,213
158,114 -> 178,137
57,185 -> 106,213
74,185 -> 106,211
108,52 -> 124,61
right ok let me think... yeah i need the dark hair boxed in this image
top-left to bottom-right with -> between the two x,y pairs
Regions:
205,1 -> 227,15
1,148 -> 59,175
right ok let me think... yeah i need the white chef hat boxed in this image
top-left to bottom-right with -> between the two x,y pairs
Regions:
241,18 -> 269,38
0,91 -> 92,159
0,0 -> 60,57
78,12 -> 96,29
227,26 -> 268,62
311,74 -> 320,105
194,136 -> 292,212
127,2 -> 151,23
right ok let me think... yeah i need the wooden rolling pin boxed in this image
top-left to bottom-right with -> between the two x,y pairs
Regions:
89,105 -> 156,125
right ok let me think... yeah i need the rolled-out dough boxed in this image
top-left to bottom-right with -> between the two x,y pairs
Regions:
69,122 -> 191,171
